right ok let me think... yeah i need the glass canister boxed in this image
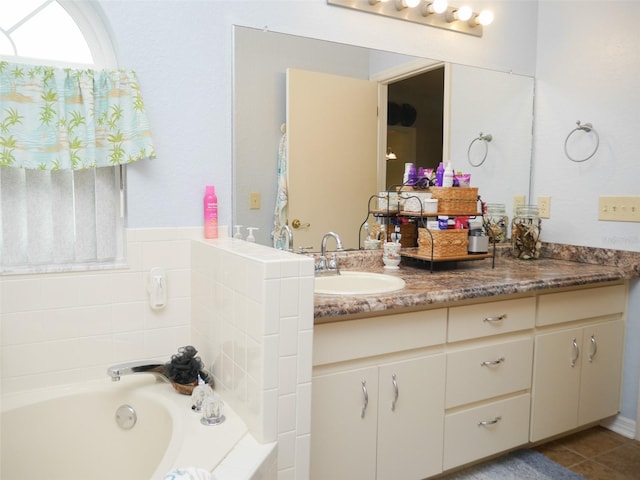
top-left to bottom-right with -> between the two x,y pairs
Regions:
511,205 -> 542,259
484,203 -> 509,243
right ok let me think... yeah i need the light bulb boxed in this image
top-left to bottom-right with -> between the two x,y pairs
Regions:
476,10 -> 494,26
395,0 -> 420,9
422,0 -> 448,15
456,6 -> 473,21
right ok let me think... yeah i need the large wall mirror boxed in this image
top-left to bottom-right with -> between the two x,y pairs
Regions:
233,26 -> 534,251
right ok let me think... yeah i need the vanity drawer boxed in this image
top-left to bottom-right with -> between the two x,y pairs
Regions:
443,393 -> 531,470
313,309 -> 447,366
445,337 -> 533,408
448,297 -> 535,342
536,283 -> 626,327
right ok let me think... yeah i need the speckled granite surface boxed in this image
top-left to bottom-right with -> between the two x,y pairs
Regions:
314,243 -> 639,322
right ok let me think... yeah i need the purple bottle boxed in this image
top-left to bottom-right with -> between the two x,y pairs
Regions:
435,162 -> 444,187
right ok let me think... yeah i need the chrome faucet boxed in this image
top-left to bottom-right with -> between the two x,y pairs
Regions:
316,231 -> 344,275
277,224 -> 294,252
107,360 -> 170,382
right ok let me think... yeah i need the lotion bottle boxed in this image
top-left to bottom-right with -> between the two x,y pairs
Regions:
204,185 -> 218,239
443,162 -> 454,187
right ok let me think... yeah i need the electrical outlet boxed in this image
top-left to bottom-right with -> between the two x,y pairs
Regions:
538,196 -> 551,219
250,192 -> 261,210
598,196 -> 640,222
513,195 -> 526,212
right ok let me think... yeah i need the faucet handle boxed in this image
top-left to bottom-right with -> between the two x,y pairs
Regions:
297,245 -> 313,254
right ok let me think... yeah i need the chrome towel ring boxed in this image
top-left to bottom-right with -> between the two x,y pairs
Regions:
467,132 -> 493,167
564,120 -> 599,162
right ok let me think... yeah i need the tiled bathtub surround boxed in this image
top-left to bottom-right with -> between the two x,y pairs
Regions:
191,238 -> 315,478
0,227 -> 199,394
0,228 -> 315,479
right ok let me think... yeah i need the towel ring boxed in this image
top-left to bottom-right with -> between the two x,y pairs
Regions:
467,132 -> 493,167
564,121 -> 599,163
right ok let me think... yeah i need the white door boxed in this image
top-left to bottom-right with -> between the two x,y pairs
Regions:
286,68 -> 378,251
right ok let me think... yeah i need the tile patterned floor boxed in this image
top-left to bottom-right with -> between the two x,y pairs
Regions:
535,426 -> 640,479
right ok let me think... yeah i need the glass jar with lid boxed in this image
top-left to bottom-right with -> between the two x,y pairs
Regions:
511,205 -> 542,259
484,203 -> 509,243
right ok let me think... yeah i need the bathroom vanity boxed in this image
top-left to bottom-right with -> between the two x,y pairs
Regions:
310,252 -> 630,480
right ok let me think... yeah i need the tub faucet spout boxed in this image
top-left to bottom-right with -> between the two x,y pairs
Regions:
107,360 -> 169,382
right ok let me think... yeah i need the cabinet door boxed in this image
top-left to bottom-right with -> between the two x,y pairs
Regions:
530,327 -> 583,442
377,355 -> 445,480
310,366 -> 378,480
579,319 -> 625,426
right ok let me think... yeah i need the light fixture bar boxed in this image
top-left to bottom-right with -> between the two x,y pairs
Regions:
328,0 -> 489,37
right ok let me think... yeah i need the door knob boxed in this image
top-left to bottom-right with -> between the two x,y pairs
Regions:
291,219 -> 310,229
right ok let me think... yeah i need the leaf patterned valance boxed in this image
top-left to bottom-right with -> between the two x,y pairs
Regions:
0,61 -> 155,170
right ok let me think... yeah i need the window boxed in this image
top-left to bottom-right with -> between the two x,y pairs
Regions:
0,1 -> 128,274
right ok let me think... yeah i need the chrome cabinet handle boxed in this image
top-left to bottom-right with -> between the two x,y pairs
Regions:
361,380 -> 368,419
589,335 -> 598,362
480,357 -> 505,367
483,314 -> 507,323
478,416 -> 502,427
571,337 -> 580,367
391,374 -> 399,412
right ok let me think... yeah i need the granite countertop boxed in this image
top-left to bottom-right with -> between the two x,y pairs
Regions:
314,244 -> 638,323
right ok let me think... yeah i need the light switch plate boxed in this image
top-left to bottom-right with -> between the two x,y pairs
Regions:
538,196 -> 551,219
250,192 -> 261,210
598,196 -> 640,222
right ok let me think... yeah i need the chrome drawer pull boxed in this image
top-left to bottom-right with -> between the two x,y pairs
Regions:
571,337 -> 580,367
361,380 -> 369,419
483,314 -> 507,323
391,373 -> 399,412
478,416 -> 502,427
589,335 -> 597,362
480,357 -> 505,367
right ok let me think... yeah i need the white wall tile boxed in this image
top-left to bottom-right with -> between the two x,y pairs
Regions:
278,355 -> 297,396
277,431 -> 296,470
278,278 -> 299,318
295,434 -> 311,480
279,316 -> 298,357
278,393 -> 297,433
295,382 -> 312,436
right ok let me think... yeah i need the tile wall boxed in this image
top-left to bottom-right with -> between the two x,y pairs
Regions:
0,227 -> 315,479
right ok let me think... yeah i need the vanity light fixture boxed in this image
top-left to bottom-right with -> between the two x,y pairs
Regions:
328,0 -> 493,37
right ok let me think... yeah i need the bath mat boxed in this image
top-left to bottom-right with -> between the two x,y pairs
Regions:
440,449 -> 586,479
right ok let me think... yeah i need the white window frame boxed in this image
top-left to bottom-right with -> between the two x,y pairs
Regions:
0,1 -> 126,275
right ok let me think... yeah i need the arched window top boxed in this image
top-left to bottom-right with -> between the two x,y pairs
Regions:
0,0 -> 115,68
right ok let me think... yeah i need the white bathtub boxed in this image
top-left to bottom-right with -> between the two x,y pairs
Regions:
0,376 -> 254,480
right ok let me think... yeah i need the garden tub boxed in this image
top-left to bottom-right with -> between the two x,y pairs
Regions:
0,376 -> 249,479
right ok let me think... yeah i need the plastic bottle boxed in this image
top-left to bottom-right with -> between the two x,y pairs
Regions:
203,185 -> 218,239
435,162 -> 444,186
443,162 -> 454,187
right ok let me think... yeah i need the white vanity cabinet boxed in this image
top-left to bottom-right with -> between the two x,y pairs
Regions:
443,298 -> 536,470
311,310 -> 447,480
311,281 -> 628,479
530,284 -> 627,442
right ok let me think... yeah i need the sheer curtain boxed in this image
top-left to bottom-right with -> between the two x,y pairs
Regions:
0,61 -> 155,272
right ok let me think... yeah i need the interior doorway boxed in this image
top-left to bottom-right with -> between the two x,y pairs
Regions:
384,66 -> 445,189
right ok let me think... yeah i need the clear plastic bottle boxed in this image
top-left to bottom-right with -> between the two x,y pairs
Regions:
203,185 -> 218,239
511,205 -> 541,259
442,162 -> 454,187
484,203 -> 509,243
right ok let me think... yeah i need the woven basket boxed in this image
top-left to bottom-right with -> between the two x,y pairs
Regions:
437,199 -> 479,215
418,228 -> 469,258
429,187 -> 478,201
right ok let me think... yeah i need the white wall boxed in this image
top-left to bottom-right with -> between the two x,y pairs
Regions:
533,1 -> 640,422
96,0 -> 539,230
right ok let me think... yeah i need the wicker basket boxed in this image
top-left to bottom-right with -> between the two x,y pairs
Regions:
436,199 -> 479,215
418,228 -> 469,258
429,187 -> 478,201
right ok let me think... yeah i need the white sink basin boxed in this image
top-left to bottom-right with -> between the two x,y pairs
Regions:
314,271 -> 406,295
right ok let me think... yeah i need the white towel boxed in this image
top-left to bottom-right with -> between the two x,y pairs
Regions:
164,467 -> 214,480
